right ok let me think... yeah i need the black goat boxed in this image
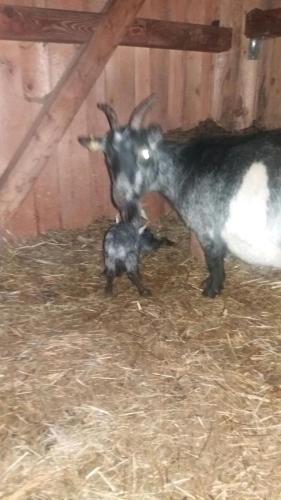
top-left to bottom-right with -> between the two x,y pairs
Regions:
78,96 -> 281,298
103,216 -> 174,296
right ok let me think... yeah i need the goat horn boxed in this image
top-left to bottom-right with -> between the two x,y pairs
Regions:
97,102 -> 119,130
129,94 -> 156,130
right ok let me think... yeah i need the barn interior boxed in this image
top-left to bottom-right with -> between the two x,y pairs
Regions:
1,1 -> 281,498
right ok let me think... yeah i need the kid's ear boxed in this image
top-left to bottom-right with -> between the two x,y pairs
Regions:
147,124 -> 163,148
138,224 -> 148,235
139,205 -> 149,221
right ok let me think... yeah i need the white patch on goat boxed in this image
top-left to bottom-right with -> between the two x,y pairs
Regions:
135,170 -> 143,191
114,131 -> 122,143
116,173 -> 134,201
141,148 -> 150,160
222,162 -> 281,267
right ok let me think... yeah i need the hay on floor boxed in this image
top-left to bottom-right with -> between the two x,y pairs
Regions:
1,214 -> 281,499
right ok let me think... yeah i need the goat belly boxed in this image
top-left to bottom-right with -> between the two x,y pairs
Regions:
221,161 -> 281,267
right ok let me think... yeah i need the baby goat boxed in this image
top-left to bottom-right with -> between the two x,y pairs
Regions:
103,217 -> 174,296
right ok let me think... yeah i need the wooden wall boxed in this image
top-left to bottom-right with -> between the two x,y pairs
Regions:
256,0 -> 281,127
0,0 -> 276,237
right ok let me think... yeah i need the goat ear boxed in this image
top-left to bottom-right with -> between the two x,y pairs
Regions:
148,125 -> 163,147
139,205 -> 149,221
78,136 -> 105,152
138,224 -> 147,235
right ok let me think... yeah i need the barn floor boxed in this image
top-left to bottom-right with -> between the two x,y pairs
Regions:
1,216 -> 281,500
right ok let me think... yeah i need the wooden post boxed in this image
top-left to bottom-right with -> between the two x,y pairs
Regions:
246,8 -> 281,39
0,0 -> 146,224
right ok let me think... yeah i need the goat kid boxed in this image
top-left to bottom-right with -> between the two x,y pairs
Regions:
103,215 -> 174,296
103,217 -> 149,296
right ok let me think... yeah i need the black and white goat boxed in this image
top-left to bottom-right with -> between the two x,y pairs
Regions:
79,96 -> 281,298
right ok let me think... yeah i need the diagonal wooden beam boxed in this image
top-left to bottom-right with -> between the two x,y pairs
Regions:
245,8 -> 281,39
0,0 -> 146,224
0,4 -> 232,53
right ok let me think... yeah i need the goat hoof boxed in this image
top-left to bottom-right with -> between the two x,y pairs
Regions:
202,286 -> 218,298
201,277 -> 222,298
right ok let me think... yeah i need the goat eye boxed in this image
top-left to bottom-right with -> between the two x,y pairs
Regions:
140,148 -> 150,160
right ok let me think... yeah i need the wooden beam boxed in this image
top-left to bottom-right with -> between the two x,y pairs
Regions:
0,0 -> 146,224
246,8 -> 281,39
0,4 -> 232,53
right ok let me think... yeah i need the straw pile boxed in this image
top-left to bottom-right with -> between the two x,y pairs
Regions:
1,213 -> 281,499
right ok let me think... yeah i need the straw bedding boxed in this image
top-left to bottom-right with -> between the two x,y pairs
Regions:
1,212 -> 281,500
1,119 -> 281,499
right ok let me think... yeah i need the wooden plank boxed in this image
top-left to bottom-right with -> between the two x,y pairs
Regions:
0,0 -> 146,225
165,0 -> 187,218
83,0 -> 115,221
86,70 -> 112,220
233,0 -> 268,130
246,7 -> 281,39
24,38 -> 62,234
105,46 -> 135,128
211,0 -> 245,129
42,0 -> 96,230
44,37 -> 75,230
66,102 -> 95,229
256,0 -> 281,127
200,0 -> 220,123
149,0 -> 169,126
0,4 -> 232,52
256,37 -> 281,127
143,0 -> 168,220
2,0 -> 42,237
7,192 -> 37,238
182,0 -> 205,128
0,39 -> 38,235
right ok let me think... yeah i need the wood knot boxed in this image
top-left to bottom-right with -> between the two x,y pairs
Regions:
3,6 -> 15,18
